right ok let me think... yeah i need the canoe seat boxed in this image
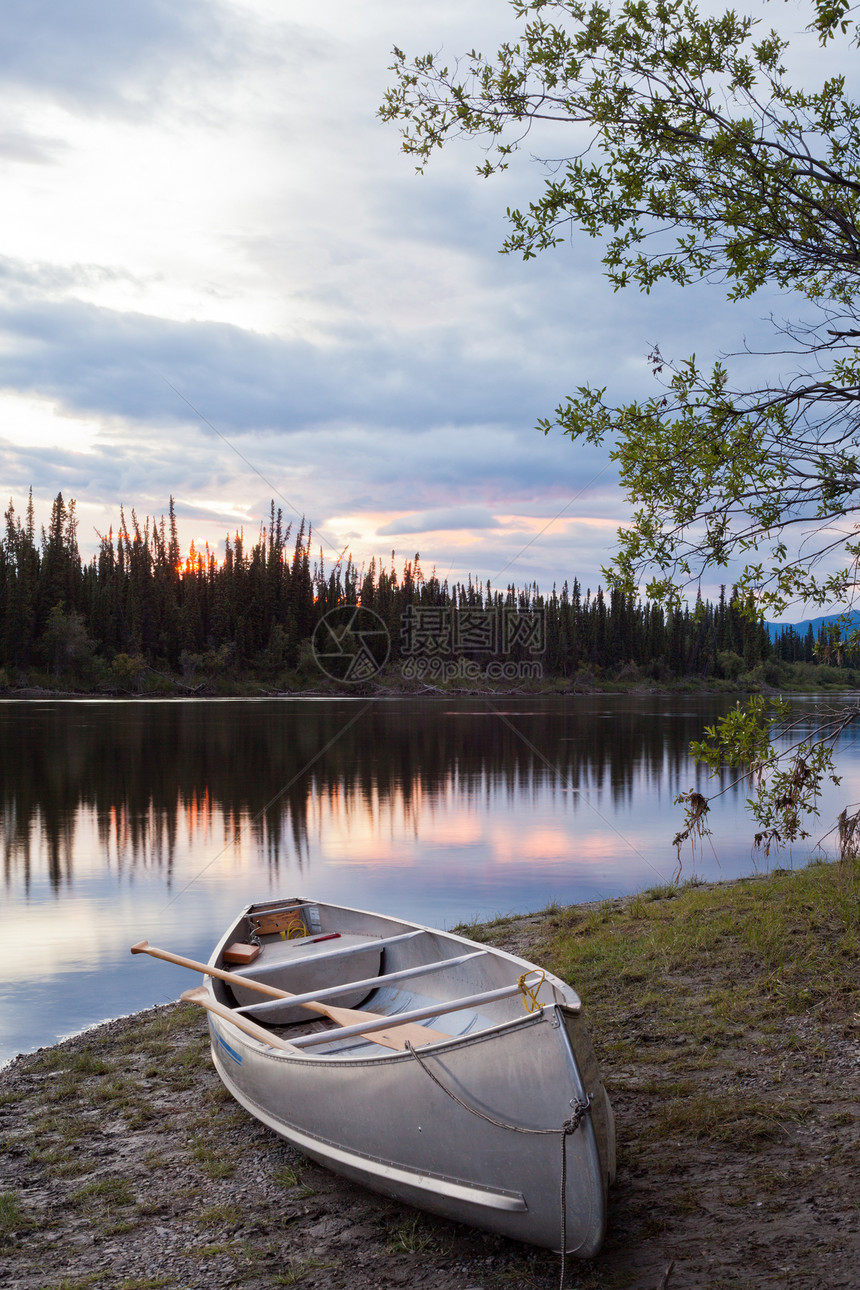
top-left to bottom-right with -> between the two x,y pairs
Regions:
230,930 -> 423,983
228,933 -> 387,1023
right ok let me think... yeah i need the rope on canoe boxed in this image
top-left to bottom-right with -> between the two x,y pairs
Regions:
405,1041 -> 591,1289
517,968 -> 545,1012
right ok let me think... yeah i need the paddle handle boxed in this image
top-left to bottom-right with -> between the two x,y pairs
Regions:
130,939 -> 324,1010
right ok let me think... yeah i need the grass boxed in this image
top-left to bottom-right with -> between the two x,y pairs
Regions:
26,1043 -> 160,1130
7,1006 -> 211,1203
385,1214 -> 441,1254
274,1256 -> 339,1285
649,1090 -> 811,1146
31,1110 -> 89,1140
101,1217 -> 141,1236
26,1144 -> 91,1178
68,1177 -> 137,1209
114,1004 -> 200,1051
0,1190 -> 33,1242
194,1202 -> 243,1228
193,1242 -> 236,1258
115,1280 -> 175,1290
540,857 -> 858,1027
188,1133 -> 235,1179
65,1051 -> 115,1076
46,1278 -> 104,1290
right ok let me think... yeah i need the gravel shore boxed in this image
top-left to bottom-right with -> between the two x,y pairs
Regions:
2,891 -> 858,1290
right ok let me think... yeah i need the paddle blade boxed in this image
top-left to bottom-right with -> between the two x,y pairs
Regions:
317,1001 -> 448,1049
181,988 -> 296,1053
355,1021 -> 449,1051
181,986 -> 209,1003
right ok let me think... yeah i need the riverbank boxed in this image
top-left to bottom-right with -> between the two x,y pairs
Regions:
0,673 -> 848,700
2,862 -> 858,1289
2,655 -> 859,699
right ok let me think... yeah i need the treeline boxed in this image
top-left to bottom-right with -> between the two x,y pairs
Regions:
0,491 -> 853,690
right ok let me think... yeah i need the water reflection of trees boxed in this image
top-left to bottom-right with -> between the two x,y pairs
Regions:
1,698 -> 734,890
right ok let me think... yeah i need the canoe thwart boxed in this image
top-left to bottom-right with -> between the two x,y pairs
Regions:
288,975 -> 549,1049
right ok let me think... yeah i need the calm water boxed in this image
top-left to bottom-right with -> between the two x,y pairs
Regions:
2,694 -> 856,1065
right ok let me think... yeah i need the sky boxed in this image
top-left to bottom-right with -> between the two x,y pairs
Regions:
0,0 -> 837,604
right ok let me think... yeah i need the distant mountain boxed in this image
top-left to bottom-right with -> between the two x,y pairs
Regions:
766,610 -> 860,640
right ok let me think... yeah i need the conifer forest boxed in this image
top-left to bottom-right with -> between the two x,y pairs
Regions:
0,491 -> 854,692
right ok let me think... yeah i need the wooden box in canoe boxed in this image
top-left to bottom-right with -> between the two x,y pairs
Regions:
154,897 -> 616,1256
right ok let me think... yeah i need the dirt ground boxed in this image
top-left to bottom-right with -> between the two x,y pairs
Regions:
1,907 -> 858,1290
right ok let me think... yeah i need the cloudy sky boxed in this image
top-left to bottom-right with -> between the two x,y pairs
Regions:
0,0 -> 822,599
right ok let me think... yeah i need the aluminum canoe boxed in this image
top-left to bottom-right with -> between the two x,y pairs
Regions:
201,896 -> 616,1256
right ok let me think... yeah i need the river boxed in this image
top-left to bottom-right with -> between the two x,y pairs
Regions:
1,693 -> 855,1064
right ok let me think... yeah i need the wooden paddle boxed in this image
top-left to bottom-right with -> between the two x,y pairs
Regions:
131,939 -> 450,1051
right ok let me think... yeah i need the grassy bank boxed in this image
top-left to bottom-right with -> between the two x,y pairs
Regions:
459,857 -> 859,1150
2,860 -> 858,1289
